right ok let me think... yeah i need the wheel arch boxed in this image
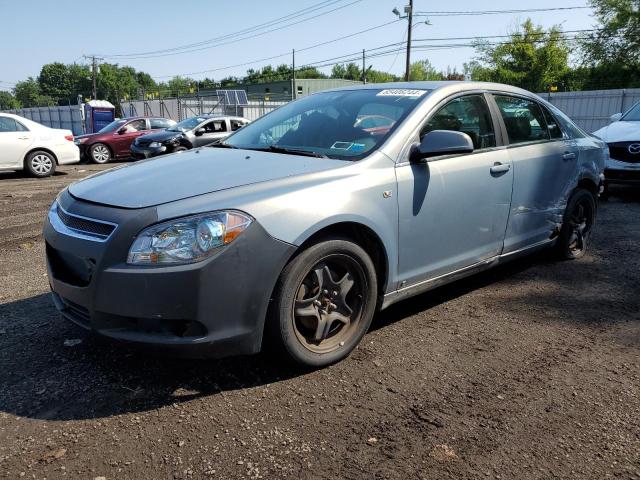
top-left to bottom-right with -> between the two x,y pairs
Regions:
576,176 -> 599,197
294,221 -> 390,298
23,147 -> 58,166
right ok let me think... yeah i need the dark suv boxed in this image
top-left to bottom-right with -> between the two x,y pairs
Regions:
74,117 -> 176,163
130,115 -> 249,159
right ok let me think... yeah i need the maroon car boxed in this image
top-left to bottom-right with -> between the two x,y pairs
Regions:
74,117 -> 176,164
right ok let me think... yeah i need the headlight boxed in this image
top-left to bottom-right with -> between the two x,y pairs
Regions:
149,142 -> 161,148
74,138 -> 87,145
127,211 -> 252,265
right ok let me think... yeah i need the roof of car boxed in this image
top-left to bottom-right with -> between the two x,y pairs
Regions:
325,80 -> 538,98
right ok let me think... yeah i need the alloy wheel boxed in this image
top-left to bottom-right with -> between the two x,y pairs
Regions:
568,198 -> 594,255
292,254 -> 365,354
92,145 -> 110,163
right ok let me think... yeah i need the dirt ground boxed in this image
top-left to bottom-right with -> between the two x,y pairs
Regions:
0,163 -> 638,480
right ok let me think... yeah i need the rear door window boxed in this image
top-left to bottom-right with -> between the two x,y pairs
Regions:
540,104 -> 564,140
150,118 -> 173,129
493,95 -> 549,145
0,117 -> 19,132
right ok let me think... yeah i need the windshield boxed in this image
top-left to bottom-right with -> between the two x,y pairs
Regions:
622,102 -> 640,121
223,88 -> 430,159
98,119 -> 127,133
169,117 -> 206,132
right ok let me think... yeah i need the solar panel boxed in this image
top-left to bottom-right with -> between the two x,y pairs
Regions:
216,89 -> 249,106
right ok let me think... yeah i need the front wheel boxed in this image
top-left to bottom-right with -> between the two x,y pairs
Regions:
89,143 -> 111,164
267,238 -> 378,368
556,188 -> 597,259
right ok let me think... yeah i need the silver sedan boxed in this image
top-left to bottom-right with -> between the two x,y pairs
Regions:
44,81 -> 606,367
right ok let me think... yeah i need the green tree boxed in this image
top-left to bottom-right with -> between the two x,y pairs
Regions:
331,63 -> 362,80
408,60 -> 443,81
582,0 -> 640,64
468,19 -> 570,92
0,91 -> 20,109
14,78 -> 55,107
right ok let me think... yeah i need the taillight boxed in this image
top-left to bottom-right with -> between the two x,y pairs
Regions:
65,135 -> 74,141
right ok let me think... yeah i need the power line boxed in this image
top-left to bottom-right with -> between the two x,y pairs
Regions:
151,19 -> 402,79
101,0 -> 363,59
414,6 -> 591,17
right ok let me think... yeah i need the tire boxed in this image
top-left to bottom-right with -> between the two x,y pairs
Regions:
25,150 -> 56,178
267,238 -> 378,368
173,146 -> 188,153
89,143 -> 111,164
555,188 -> 597,260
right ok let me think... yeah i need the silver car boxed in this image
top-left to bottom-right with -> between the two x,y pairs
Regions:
44,82 -> 606,367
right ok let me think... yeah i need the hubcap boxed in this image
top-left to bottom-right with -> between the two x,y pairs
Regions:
292,255 -> 365,354
31,154 -> 52,174
92,145 -> 110,162
568,199 -> 594,255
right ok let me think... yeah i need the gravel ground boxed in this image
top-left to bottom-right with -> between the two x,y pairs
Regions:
0,163 -> 638,480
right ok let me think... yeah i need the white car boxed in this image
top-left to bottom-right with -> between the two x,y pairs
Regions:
593,102 -> 640,193
0,113 -> 80,178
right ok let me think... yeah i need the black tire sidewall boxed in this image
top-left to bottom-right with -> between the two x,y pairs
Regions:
269,238 -> 378,368
557,188 -> 597,260
25,151 -> 56,178
90,143 -> 111,164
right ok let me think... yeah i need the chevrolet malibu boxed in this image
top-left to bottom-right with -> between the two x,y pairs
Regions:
44,82 -> 606,367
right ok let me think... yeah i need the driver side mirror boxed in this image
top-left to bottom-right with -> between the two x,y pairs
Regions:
117,127 -> 127,135
610,112 -> 623,123
195,128 -> 205,136
411,130 -> 474,163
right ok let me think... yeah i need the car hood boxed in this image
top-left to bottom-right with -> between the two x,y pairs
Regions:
68,148 -> 351,208
137,130 -> 182,142
593,121 -> 640,142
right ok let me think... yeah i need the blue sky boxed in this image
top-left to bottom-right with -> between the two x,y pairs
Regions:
0,0 -> 595,91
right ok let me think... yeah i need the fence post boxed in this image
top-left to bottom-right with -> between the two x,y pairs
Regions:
620,89 -> 626,113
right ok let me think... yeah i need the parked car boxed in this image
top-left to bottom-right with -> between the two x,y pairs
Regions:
130,115 -> 250,159
593,101 -> 640,193
74,116 -> 176,164
0,113 -> 79,178
44,82 -> 605,368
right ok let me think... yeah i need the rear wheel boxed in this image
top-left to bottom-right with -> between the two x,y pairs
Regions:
268,238 -> 378,368
89,143 -> 111,164
556,188 -> 597,259
25,150 -> 56,178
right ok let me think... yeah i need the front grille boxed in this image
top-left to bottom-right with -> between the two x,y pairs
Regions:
55,204 -> 116,240
608,142 -> 640,164
61,297 -> 91,327
136,139 -> 152,147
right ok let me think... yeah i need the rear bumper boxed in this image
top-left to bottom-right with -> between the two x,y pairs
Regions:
44,190 -> 296,358
56,143 -> 81,165
130,143 -> 167,160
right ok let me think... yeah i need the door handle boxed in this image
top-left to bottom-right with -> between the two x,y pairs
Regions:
18,136 -> 30,140
562,152 -> 577,161
490,162 -> 511,174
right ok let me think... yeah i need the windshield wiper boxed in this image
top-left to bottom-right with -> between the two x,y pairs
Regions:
262,145 -> 328,158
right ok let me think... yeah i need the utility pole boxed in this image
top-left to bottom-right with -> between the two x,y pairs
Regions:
84,55 -> 103,100
292,49 -> 296,100
362,49 -> 366,84
392,1 -> 417,82
405,0 -> 413,82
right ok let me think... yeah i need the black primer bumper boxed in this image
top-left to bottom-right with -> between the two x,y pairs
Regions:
44,190 -> 296,358
130,143 -> 167,160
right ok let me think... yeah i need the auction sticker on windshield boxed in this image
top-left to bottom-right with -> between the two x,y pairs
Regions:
376,89 -> 427,97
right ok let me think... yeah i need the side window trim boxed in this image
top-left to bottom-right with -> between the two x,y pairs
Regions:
539,103 -> 568,141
